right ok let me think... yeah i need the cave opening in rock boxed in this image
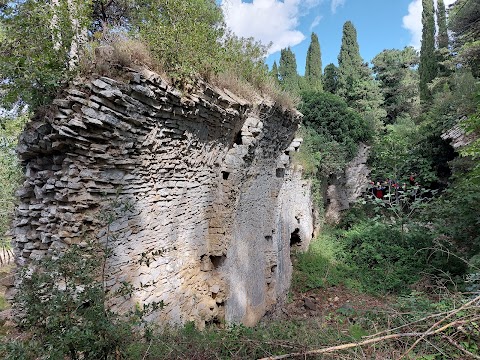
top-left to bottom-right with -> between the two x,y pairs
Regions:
209,255 -> 226,268
276,168 -> 285,178
290,228 -> 301,246
234,131 -> 243,145
222,171 -> 230,180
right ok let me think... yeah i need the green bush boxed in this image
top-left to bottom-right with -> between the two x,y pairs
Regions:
12,243 -> 135,359
299,91 -> 373,160
293,127 -> 348,177
341,220 -> 433,294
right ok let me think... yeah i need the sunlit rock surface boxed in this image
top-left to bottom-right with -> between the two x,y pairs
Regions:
12,69 -> 314,328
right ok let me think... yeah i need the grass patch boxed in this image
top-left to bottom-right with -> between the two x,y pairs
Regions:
292,227 -> 351,293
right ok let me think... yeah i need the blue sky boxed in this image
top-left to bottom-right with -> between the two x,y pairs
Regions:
220,0 -> 456,75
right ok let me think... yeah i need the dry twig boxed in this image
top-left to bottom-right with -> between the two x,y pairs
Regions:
398,294 -> 480,360
257,316 -> 480,360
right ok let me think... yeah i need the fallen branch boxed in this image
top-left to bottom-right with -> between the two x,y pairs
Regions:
398,294 -> 480,360
364,306 -> 479,339
442,335 -> 480,360
257,317 -> 479,360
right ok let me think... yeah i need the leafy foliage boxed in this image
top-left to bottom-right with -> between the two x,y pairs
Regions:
436,0 -> 448,49
323,63 -> 338,94
340,220 -> 433,294
134,0 -> 225,81
293,228 -> 350,292
300,91 -> 373,160
293,127 -> 348,177
336,21 -> 386,128
372,47 -> 420,123
0,0 -> 91,108
369,116 -> 437,184
0,0 -> 279,109
0,113 -> 27,252
13,243 -> 135,359
449,0 -> 480,77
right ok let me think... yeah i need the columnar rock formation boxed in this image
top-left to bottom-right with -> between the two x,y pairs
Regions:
11,68 -> 314,328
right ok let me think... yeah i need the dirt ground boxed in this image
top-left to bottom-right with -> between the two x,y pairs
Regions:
276,284 -> 389,321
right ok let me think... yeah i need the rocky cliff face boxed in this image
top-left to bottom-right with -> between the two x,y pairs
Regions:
325,143 -> 370,223
11,69 -> 314,328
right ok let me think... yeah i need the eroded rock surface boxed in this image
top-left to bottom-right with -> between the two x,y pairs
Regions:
11,69 -> 313,328
325,143 -> 370,224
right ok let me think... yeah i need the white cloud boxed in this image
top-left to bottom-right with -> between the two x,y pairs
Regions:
403,0 -> 458,49
331,0 -> 345,14
221,0 -> 323,55
310,15 -> 323,31
403,0 -> 423,49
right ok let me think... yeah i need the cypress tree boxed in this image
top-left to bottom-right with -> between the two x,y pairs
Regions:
436,0 -> 448,49
305,32 -> 323,91
336,21 -> 386,130
279,47 -> 300,93
336,21 -> 363,100
270,60 -> 279,83
419,0 -> 437,102
323,63 -> 338,94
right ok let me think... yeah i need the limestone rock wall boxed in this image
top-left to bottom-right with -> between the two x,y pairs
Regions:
12,69 -> 313,328
325,143 -> 370,224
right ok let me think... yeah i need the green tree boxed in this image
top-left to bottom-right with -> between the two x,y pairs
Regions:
336,21 -> 363,100
419,0 -> 437,103
369,116 -> 436,183
323,63 -> 338,94
449,0 -> 480,77
279,47 -> 300,93
436,0 -> 448,49
336,21 -> 386,127
270,60 -> 279,82
0,0 -> 92,108
304,32 -> 323,91
372,47 -> 420,122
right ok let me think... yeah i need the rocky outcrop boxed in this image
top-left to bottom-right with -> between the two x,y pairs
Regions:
441,120 -> 477,149
325,143 -> 370,224
11,69 -> 314,328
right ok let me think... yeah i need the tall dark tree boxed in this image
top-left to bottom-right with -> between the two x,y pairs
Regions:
419,0 -> 437,102
305,32 -> 323,91
337,21 -> 386,129
336,21 -> 362,100
323,63 -> 338,94
436,0 -> 448,49
279,47 -> 300,93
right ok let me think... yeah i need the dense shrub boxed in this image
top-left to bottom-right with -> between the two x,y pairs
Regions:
340,220 -> 433,294
12,243 -> 136,359
299,91 -> 373,160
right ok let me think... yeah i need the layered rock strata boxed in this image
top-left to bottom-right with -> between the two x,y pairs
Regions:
12,69 -> 313,328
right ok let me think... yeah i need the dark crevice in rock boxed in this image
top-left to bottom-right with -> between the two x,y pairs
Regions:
290,228 -> 301,247
209,255 -> 226,269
